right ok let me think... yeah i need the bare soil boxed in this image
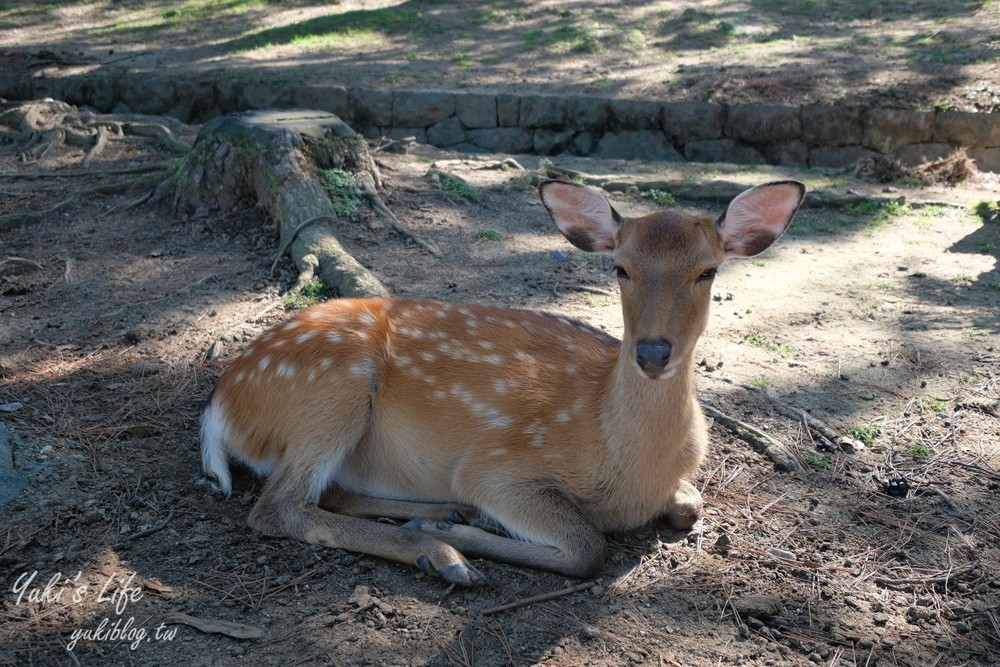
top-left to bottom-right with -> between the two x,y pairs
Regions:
3,2 -> 1000,665
1,99 -> 1000,667
2,0 -> 999,111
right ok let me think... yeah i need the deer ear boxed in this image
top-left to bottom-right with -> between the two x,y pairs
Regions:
718,180 -> 805,259
539,180 -> 622,254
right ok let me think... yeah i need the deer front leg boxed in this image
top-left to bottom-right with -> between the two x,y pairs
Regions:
319,487 -> 481,524
404,479 -> 607,579
250,466 -> 486,585
664,479 -> 703,531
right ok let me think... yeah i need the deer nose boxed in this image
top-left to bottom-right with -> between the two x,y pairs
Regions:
636,338 -> 672,375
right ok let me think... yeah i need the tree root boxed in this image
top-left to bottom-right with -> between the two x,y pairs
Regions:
357,187 -> 441,256
173,110 -> 392,299
744,387 -> 865,453
699,400 -> 807,473
0,200 -> 73,233
1,99 -> 196,167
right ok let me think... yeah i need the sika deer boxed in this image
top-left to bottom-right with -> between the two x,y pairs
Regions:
201,179 -> 805,584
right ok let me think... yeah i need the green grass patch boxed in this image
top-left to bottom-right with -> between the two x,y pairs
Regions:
640,189 -> 676,206
850,424 -> 881,445
477,229 -> 501,241
913,396 -> 948,413
319,169 -> 357,217
803,451 -> 832,470
974,200 -> 999,224
225,5 -> 420,53
441,174 -> 479,202
284,282 -> 326,310
909,444 -> 932,460
745,332 -> 793,356
842,199 -> 910,235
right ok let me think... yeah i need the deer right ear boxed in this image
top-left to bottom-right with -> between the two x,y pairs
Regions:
539,180 -> 622,254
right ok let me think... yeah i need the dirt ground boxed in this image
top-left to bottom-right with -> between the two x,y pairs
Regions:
1,95 -> 1000,667
1,0 -> 999,112
2,2 -> 1000,665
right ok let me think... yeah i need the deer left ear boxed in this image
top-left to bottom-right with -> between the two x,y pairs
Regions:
717,180 -> 805,259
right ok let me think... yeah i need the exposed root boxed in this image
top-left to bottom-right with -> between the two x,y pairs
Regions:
1,99 -> 196,167
699,399 -> 806,473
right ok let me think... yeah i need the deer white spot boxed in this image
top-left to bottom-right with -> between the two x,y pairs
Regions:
487,414 -> 513,430
261,332 -> 275,342
282,320 -> 300,331
326,332 -> 342,344
515,351 -> 536,365
483,354 -> 504,365
399,327 -> 425,340
354,330 -> 370,341
272,338 -> 287,348
320,358 -> 333,369
258,356 -> 271,372
307,369 -> 317,382
524,422 -> 546,448
438,342 -> 452,354
458,307 -> 472,317
350,360 -> 374,378
492,379 -> 509,394
359,312 -> 376,325
429,330 -> 447,340
396,356 -> 413,367
233,370 -> 246,383
277,362 -> 296,379
241,346 -> 255,358
571,398 -> 585,413
421,352 -> 437,363
488,448 -> 507,457
450,385 -> 476,406
296,331 -> 316,344
555,410 -> 570,423
423,375 -> 437,384
565,363 -> 578,375
478,340 -> 495,350
433,389 -> 446,400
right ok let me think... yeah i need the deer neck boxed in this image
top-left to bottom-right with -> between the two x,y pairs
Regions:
599,347 -> 698,462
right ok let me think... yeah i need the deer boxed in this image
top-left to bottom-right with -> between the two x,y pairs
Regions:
201,179 -> 805,585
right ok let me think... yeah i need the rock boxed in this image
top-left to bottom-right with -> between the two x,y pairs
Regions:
801,105 -> 864,146
519,95 -> 566,128
662,101 -> 725,141
593,130 -> 684,161
734,594 -> 783,622
685,138 -> 765,164
350,88 -> 393,127
863,108 -> 935,154
456,93 -> 497,129
533,128 -> 575,155
725,104 -> 801,143
393,90 -> 455,127
427,117 -> 466,146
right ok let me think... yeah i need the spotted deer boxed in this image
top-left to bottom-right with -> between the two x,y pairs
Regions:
201,179 -> 805,584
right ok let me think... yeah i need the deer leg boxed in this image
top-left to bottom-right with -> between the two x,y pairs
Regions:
319,487 -> 481,524
249,465 -> 485,585
404,480 -> 606,578
664,478 -> 703,531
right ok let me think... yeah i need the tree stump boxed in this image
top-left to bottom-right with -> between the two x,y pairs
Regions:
173,109 -> 392,298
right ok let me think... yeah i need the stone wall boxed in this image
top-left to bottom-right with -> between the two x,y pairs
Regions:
5,72 -> 998,172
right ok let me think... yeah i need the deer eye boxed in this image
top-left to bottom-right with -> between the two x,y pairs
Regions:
698,268 -> 718,282
614,265 -> 630,280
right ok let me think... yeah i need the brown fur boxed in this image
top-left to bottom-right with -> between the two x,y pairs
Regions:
200,180 -> 805,584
